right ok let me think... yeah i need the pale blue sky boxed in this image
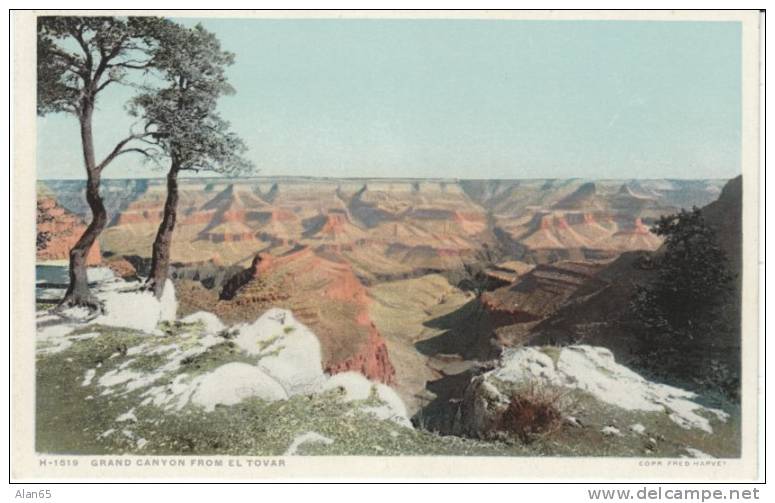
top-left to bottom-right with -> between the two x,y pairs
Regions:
37,19 -> 742,180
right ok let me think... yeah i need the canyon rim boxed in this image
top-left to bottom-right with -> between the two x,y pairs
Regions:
12,10 -> 762,481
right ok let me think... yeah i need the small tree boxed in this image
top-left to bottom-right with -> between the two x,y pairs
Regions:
37,17 -> 163,308
129,22 -> 253,297
631,207 -> 733,341
36,200 -> 54,251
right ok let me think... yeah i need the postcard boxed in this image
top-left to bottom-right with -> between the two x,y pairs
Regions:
11,9 -> 762,481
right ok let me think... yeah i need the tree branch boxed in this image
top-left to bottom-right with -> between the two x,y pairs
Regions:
96,132 -> 154,171
95,78 -> 117,93
68,23 -> 93,83
108,60 -> 154,70
113,147 -> 158,158
92,33 -> 129,87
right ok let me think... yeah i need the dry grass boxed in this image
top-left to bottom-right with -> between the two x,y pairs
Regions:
498,383 -> 568,444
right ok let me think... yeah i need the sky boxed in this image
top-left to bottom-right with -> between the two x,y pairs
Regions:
36,18 -> 742,180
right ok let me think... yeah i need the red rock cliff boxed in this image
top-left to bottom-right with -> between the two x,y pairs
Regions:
209,247 -> 396,384
37,196 -> 101,265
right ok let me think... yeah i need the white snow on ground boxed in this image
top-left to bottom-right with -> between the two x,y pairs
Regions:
322,371 -> 412,428
57,306 -> 94,322
141,373 -> 199,411
684,447 -> 714,459
491,347 -> 559,384
492,345 -> 728,433
126,343 -> 151,356
98,368 -> 144,391
87,267 -> 117,283
128,312 -> 410,422
37,288 -> 68,301
37,275 -> 412,428
630,423 -> 646,435
234,308 -> 326,395
116,409 -> 138,423
369,384 -> 412,428
98,333 -> 224,399
564,416 -> 582,428
159,279 -> 177,322
284,431 -> 334,455
81,369 -> 96,387
93,283 -> 174,334
321,371 -> 375,400
37,275 -> 179,335
601,426 -> 623,437
181,311 -> 225,334
69,332 -> 99,341
36,324 -> 77,354
190,362 -> 289,411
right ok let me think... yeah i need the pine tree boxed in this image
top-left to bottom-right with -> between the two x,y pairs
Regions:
37,17 -> 165,309
632,207 -> 733,342
128,21 -> 253,297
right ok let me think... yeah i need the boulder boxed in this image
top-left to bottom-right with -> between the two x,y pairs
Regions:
454,345 -> 729,438
234,308 -> 326,395
190,362 -> 288,412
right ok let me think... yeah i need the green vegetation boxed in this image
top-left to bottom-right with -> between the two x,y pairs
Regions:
630,207 -> 739,399
36,320 -> 740,457
632,207 -> 733,340
179,341 -> 255,375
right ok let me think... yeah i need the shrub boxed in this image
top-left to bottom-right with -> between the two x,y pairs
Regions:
497,383 -> 566,443
628,207 -> 739,399
630,207 -> 733,343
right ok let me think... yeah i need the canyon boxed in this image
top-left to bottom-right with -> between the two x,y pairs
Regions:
37,176 -> 731,414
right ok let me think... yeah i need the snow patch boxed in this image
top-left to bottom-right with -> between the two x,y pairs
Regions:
94,288 -> 165,334
37,280 -> 413,431
158,279 -> 177,322
601,426 -> 623,437
190,362 -> 289,412
87,267 -> 117,283
116,409 -> 138,423
181,311 -> 225,334
684,447 -> 714,459
321,371 -> 375,401
36,324 -> 76,354
141,373 -> 199,411
492,347 -> 559,384
81,369 -> 96,387
284,431 -> 334,455
322,371 -> 412,428
487,345 -> 728,433
126,343 -> 151,356
79,279 -> 180,334
235,308 -> 325,395
98,368 -> 144,391
69,332 -> 99,341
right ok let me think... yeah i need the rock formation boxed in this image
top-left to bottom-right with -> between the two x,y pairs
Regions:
36,194 -> 101,265
452,345 -> 729,439
184,246 -> 397,384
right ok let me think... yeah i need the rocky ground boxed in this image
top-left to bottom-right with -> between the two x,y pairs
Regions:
35,269 -> 739,458
34,177 -> 741,458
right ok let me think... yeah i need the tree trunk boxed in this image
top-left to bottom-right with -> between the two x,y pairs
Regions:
60,105 -> 106,310
147,163 -> 180,298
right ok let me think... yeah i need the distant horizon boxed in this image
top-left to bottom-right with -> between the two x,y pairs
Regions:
38,18 -> 742,181
37,174 -> 734,182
